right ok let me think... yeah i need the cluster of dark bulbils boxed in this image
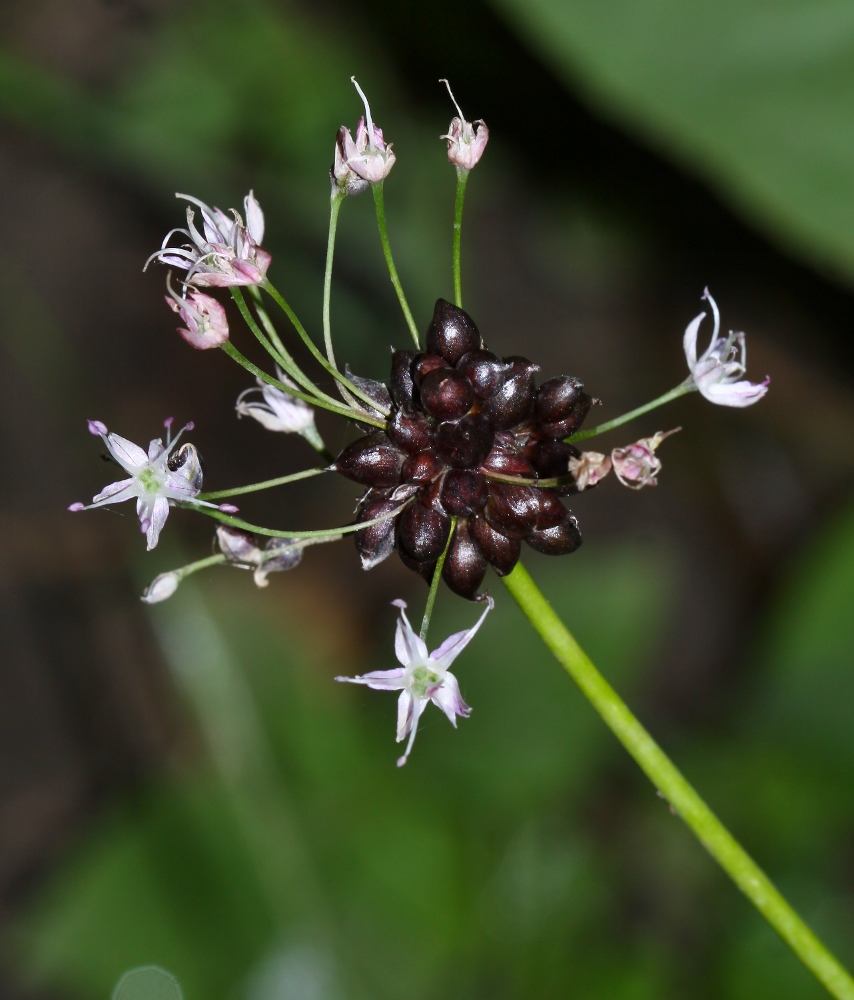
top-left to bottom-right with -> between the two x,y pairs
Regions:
332,300 -> 597,600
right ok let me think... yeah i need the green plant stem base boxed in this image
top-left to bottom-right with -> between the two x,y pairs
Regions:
501,562 -> 854,1000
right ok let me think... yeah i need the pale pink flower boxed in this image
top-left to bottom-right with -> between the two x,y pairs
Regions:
568,451 -> 612,491
68,418 -> 223,550
236,369 -> 317,436
683,289 -> 769,407
145,191 -> 271,288
440,79 -> 489,172
339,78 -> 396,185
165,276 -> 229,349
611,429 -> 680,490
336,597 -> 494,766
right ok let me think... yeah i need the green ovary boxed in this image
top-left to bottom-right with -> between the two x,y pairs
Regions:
410,665 -> 440,697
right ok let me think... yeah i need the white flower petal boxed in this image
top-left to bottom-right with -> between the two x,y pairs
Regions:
396,689 -> 416,742
430,597 -> 494,671
335,668 -> 406,691
105,433 -> 148,470
244,190 -> 265,245
430,671 -> 471,727
393,601 -> 429,667
682,311 -> 704,369
92,478 -> 135,504
145,496 -> 170,550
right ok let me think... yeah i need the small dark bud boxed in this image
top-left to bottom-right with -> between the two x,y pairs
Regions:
355,490 -> 399,570
442,520 -> 487,600
398,546 -> 436,583
481,443 -> 536,478
534,376 -> 584,423
434,413 -> 495,469
398,500 -> 451,561
389,350 -> 418,409
525,512 -> 583,555
524,439 -> 581,478
402,450 -> 444,484
387,409 -> 432,454
481,356 -> 538,430
485,483 -> 566,537
412,352 -> 452,387
537,393 -> 596,439
470,515 -> 521,576
440,470 -> 489,517
425,299 -> 482,365
456,350 -> 510,399
333,432 -> 404,488
419,368 -> 475,421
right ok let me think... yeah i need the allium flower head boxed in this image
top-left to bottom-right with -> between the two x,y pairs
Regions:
683,289 -> 769,407
145,191 -> 271,288
236,369 -> 317,436
440,79 -> 489,172
165,276 -> 229,349
611,429 -> 679,490
336,78 -> 396,185
69,418 -> 215,550
336,596 -> 493,766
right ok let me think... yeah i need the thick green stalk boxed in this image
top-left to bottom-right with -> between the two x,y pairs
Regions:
371,181 -> 420,348
502,562 -> 854,1000
452,169 -> 469,309
568,383 -> 693,443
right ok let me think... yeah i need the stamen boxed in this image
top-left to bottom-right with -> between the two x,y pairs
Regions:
87,419 -> 108,436
701,287 -> 721,344
350,77 -> 376,151
67,502 -> 85,512
439,78 -> 465,121
140,518 -> 151,534
218,503 -> 239,513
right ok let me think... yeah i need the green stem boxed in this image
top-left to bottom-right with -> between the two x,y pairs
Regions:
452,168 -> 469,309
323,193 -> 361,410
567,383 -> 693,443
420,516 -> 457,642
501,562 -> 854,1000
231,289 -> 341,412
371,182 -> 420,348
175,553 -> 227,580
185,498 -> 412,541
198,467 -> 328,501
221,341 -> 386,429
262,280 -> 390,417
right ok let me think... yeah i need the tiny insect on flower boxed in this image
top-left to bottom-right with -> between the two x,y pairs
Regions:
68,418 -> 226,550
683,289 -> 769,407
336,596 -> 493,767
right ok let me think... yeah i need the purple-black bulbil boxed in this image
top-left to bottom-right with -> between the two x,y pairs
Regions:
333,299 -> 596,600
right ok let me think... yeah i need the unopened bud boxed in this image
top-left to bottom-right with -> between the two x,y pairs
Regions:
216,525 -> 261,564
440,80 -> 489,172
568,451 -> 612,491
141,571 -> 180,604
611,429 -> 680,490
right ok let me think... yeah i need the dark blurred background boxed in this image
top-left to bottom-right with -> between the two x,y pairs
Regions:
1,1 -> 853,998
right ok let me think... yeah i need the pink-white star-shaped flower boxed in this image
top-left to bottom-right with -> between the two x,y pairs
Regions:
683,289 -> 769,407
145,191 -> 271,288
336,596 -> 494,766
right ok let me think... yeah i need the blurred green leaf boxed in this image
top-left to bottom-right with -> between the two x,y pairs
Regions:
489,0 -> 854,281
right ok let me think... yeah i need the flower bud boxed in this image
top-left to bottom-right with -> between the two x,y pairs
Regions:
525,439 -> 581,479
356,490 -> 400,570
425,299 -> 482,365
481,441 -> 536,478
401,450 -> 444,484
254,538 -> 303,587
141,571 -> 180,604
389,350 -> 418,409
439,80 -> 489,172
456,350 -> 510,399
525,513 -> 582,555
412,352 -> 452,387
333,432 -> 405,488
534,376 -> 584,423
611,429 -> 679,490
536,392 -> 596,439
470,515 -> 521,576
568,451 -> 612,491
485,483 -> 565,538
398,500 -> 451,562
440,470 -> 489,517
216,524 -> 261,564
433,413 -> 495,469
419,368 -> 474,421
387,409 -> 432,454
481,357 -> 538,430
442,520 -> 487,600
